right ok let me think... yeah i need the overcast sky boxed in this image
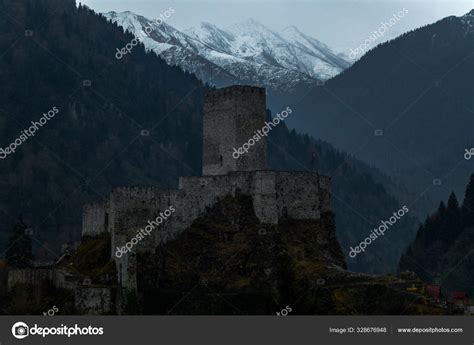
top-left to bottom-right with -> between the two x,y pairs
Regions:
78,0 -> 474,52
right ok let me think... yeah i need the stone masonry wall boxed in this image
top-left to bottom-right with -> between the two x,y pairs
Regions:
7,269 -> 54,291
275,172 -> 332,220
109,187 -> 180,290
98,171 -> 331,292
203,86 -> 267,175
82,201 -> 109,237
81,171 -> 331,294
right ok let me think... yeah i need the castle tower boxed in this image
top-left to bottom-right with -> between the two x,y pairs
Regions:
202,85 -> 267,176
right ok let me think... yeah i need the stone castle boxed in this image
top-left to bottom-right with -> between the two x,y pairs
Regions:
8,85 -> 332,314
82,85 -> 332,297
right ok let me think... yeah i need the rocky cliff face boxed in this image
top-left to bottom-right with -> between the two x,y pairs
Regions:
134,193 -> 344,314
131,194 -> 443,315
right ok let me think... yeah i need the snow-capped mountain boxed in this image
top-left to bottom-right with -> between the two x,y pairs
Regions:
219,19 -> 349,80
104,11 -> 350,93
460,9 -> 474,29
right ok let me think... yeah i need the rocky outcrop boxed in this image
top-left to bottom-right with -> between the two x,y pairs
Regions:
131,194 -> 442,315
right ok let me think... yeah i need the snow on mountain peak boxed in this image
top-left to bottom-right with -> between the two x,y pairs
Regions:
461,9 -> 474,27
227,18 -> 285,45
228,18 -> 269,32
185,21 -> 221,37
103,11 -> 350,90
184,22 -> 235,53
281,25 -> 327,50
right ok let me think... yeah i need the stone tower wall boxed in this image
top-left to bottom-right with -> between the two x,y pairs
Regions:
202,86 -> 267,175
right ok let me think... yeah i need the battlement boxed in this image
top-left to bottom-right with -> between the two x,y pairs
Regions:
204,85 -> 265,104
110,186 -> 161,201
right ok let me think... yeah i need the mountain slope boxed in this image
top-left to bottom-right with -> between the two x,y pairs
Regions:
287,10 -> 474,215
268,121 -> 418,273
223,18 -> 349,81
0,0 -> 206,255
399,174 -> 474,296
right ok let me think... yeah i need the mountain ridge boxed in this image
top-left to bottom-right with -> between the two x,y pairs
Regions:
103,11 -> 350,89
285,9 -> 474,216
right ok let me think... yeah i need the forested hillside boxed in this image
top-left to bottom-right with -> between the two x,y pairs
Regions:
288,10 -> 474,215
0,0 -> 417,273
400,174 -> 474,295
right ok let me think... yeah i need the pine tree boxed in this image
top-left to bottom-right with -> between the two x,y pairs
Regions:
399,175 -> 474,293
431,201 -> 446,239
6,217 -> 34,268
438,201 -> 446,214
462,174 -> 474,227
414,223 -> 424,242
444,192 -> 462,242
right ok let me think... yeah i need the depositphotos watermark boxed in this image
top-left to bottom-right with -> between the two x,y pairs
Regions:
11,322 -> 103,339
115,206 -> 175,258
276,305 -> 292,316
349,8 -> 408,59
349,205 -> 409,258
233,107 -> 292,159
0,106 -> 59,159
115,7 -> 175,59
464,148 -> 474,160
43,305 -> 58,316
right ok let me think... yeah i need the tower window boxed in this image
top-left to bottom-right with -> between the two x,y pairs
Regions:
220,155 -> 223,166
